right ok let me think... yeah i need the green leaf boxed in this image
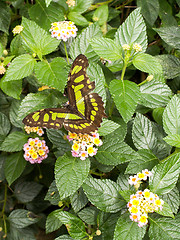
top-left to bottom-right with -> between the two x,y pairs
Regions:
116,174 -> 130,191
114,213 -> 146,240
156,201 -> 174,218
93,4 -> 109,26
5,152 -> 26,186
133,53 -> 162,74
14,181 -> 43,203
0,112 -> 11,138
96,128 -> 139,166
98,119 -> 120,136
70,188 -> 88,213
0,2 -> 11,34
0,77 -> 22,99
9,99 -> 24,128
3,55 -> 15,66
0,42 -> 3,58
55,236 -> 73,240
35,57 -> 69,93
53,211 -> 87,239
137,0 -> 159,26
140,80 -> 172,108
70,23 -> 103,61
45,0 -> 53,7
78,206 -> 99,225
125,149 -> 159,174
115,8 -> 147,52
21,17 -> 59,59
55,153 -> 90,199
99,212 -> 121,240
18,91 -> 58,121
8,209 -> 39,228
83,176 -> 126,213
70,0 -> 93,14
164,134 -> 180,147
149,216 -> 180,240
3,54 -> 36,81
149,153 -> 180,195
156,55 -> 180,79
152,107 -> 164,125
10,35 -> 26,57
46,129 -> 71,156
46,210 -> 62,234
163,95 -> 180,135
45,180 -> 60,205
132,113 -> 157,150
161,187 -> 180,214
109,80 -> 141,123
154,26 -> 180,49
29,0 -> 64,31
7,225 -> 36,240
91,37 -> 122,61
0,132 -> 28,152
68,12 -> 89,27
87,61 -> 106,104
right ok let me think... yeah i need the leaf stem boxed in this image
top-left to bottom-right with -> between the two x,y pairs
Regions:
64,42 -> 70,64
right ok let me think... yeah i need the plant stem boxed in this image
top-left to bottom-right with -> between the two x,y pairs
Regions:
138,79 -> 148,86
2,184 -> 7,237
116,0 -> 134,9
64,42 -> 69,64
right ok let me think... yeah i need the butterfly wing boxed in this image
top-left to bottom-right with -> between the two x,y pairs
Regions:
62,54 -> 106,133
22,108 -> 82,129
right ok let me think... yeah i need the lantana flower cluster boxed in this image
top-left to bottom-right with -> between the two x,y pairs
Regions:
128,169 -> 152,186
127,189 -> 164,227
122,42 -> 142,52
67,132 -> 102,160
49,21 -> 78,41
127,169 -> 164,227
66,0 -> 75,7
24,125 -> 44,136
23,138 -> 49,164
12,25 -> 23,35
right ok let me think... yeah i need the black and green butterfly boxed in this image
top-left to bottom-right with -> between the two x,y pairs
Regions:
23,54 -> 106,134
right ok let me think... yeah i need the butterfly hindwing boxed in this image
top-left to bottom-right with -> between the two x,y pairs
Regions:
23,54 -> 106,134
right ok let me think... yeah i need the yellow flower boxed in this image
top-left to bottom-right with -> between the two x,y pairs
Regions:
122,44 -> 130,50
0,65 -> 6,75
132,199 -> 140,206
133,43 -> 142,52
87,146 -> 94,155
32,152 -> 38,159
66,0 -> 75,7
72,143 -> 80,151
12,25 -> 23,35
38,150 -> 45,156
130,207 -> 139,214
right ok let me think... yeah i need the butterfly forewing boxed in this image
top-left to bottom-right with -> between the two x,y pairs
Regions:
23,54 -> 106,134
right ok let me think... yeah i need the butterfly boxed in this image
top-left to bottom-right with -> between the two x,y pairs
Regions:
23,54 -> 106,134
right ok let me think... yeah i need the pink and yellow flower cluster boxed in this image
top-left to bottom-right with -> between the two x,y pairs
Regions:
127,189 -> 164,227
49,21 -> 78,41
127,169 -> 164,227
23,138 -> 49,164
67,132 -> 102,160
128,169 -> 152,186
24,126 -> 44,136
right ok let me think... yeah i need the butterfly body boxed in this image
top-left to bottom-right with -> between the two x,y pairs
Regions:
23,54 -> 106,134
